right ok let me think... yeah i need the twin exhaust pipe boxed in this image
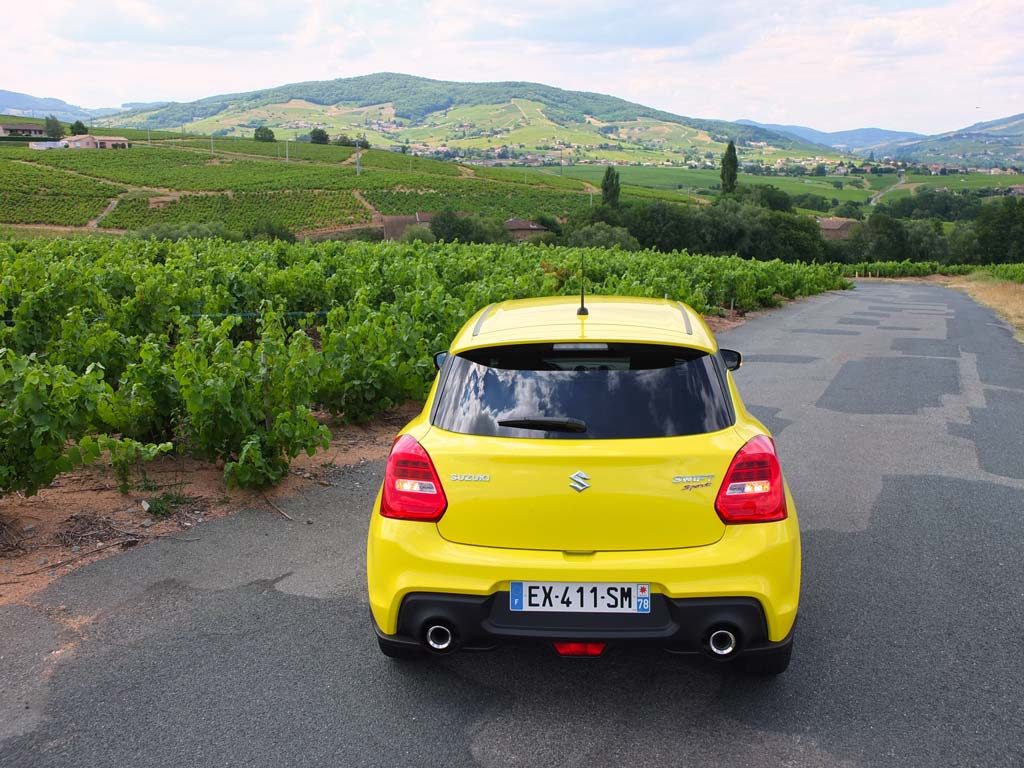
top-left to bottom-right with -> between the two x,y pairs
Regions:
423,622 -> 739,657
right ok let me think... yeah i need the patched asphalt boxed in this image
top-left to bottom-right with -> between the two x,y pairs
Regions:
2,281 -> 1023,767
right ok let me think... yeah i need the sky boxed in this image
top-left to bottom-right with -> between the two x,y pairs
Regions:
3,0 -> 1021,134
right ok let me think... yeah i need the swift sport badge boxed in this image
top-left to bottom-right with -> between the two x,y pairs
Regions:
569,471 -> 591,492
673,474 -> 715,491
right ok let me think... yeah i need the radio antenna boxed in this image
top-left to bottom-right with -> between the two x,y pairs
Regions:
577,253 -> 589,316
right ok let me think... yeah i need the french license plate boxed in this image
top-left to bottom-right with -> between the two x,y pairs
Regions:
510,581 -> 651,614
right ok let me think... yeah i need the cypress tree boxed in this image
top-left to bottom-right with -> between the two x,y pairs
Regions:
601,166 -> 621,207
721,140 -> 738,194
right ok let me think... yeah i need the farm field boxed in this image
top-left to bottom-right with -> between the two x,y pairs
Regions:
102,191 -> 371,231
165,139 -> 470,178
0,157 -> 124,225
0,237 -> 851,496
5,132 -> 1017,236
904,172 -> 1024,191
170,137 -> 357,162
0,143 -> 618,232
177,99 -> 404,147
535,165 -> 876,202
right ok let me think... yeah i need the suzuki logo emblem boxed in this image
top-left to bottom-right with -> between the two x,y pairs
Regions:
569,471 -> 590,492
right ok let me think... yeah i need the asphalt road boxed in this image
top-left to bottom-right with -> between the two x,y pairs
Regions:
3,281 -> 1023,768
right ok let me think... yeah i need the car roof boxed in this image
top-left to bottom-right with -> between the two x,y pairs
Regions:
450,295 -> 717,353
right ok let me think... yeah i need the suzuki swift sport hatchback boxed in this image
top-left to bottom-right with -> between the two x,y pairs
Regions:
367,296 -> 800,674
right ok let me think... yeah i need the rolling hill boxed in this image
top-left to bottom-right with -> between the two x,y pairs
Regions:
0,89 -> 120,122
99,73 -> 835,164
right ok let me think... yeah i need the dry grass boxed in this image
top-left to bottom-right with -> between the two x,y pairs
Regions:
946,274 -> 1024,343
55,513 -> 135,548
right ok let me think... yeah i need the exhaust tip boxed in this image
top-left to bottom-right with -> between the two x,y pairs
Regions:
425,624 -> 454,652
708,628 -> 738,657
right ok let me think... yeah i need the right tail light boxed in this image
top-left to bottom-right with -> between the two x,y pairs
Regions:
715,435 -> 787,523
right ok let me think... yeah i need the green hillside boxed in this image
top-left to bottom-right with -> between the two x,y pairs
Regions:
101,73 -> 838,165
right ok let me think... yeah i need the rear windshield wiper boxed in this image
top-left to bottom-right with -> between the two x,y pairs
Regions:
498,417 -> 587,433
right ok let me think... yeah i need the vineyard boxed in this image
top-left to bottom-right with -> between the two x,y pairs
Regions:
842,261 -> 1024,283
102,191 -> 371,231
988,263 -> 1024,283
0,238 -> 849,496
362,183 -> 595,219
0,146 -> 369,192
166,141 -> 470,178
0,158 -> 124,226
0,142 -> 609,231
173,138 -> 357,163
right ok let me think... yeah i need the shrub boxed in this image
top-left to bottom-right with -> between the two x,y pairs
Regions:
400,224 -> 436,243
564,222 -> 640,251
243,221 -> 295,243
173,311 -> 329,488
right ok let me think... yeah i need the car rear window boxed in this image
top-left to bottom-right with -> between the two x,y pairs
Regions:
432,342 -> 734,439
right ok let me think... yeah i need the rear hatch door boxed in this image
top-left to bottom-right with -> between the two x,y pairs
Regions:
428,429 -> 741,551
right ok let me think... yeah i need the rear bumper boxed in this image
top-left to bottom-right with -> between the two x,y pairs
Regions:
375,592 -> 794,657
367,492 -> 801,642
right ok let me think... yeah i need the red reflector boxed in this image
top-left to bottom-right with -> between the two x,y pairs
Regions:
714,435 -> 788,524
553,642 -> 606,657
380,435 -> 447,522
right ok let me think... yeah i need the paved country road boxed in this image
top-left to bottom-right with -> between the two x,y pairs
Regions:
3,281 -> 1023,768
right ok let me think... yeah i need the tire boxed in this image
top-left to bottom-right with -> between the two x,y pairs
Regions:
377,636 -> 424,660
741,641 -> 792,676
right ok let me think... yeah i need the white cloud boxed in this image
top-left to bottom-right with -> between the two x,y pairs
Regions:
0,0 -> 1019,132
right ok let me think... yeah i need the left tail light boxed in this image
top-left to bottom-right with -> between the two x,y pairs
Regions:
380,434 -> 447,521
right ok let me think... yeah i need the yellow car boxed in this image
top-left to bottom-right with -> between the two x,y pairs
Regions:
367,296 -> 800,674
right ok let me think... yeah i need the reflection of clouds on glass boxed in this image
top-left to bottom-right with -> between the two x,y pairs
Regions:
435,350 -> 730,439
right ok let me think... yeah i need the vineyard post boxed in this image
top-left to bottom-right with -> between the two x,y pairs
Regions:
261,347 -> 272,431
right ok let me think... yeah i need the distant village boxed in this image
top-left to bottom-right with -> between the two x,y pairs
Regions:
3,118 -> 1021,183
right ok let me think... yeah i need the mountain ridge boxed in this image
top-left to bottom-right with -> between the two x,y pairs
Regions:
862,112 -> 1024,167
736,120 -> 924,150
0,89 -> 119,122
739,114 -> 1024,167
